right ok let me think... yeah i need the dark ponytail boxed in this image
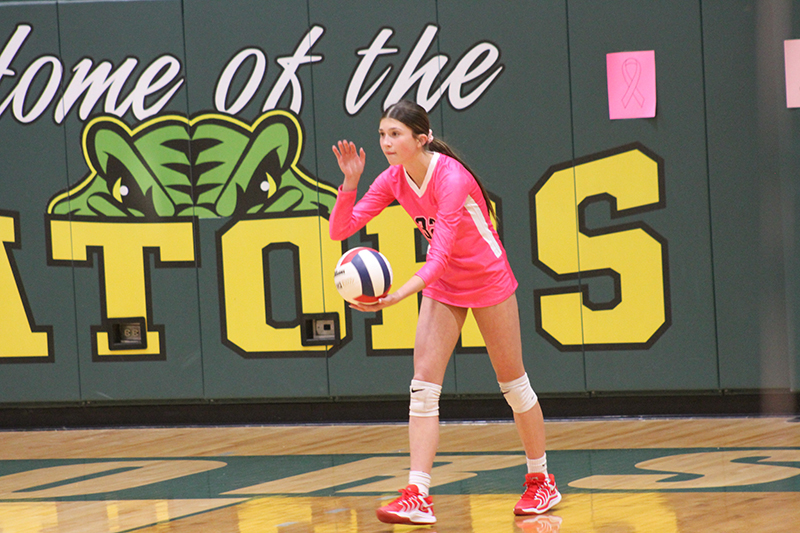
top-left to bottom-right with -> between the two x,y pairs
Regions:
382,100 -> 496,223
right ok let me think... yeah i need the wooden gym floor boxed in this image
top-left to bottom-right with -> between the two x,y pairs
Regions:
0,416 -> 798,532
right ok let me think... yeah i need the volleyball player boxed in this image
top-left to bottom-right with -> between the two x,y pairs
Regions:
330,100 -> 561,525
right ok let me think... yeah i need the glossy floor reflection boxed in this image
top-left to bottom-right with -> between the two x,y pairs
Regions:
1,492 -> 797,532
0,417 -> 797,532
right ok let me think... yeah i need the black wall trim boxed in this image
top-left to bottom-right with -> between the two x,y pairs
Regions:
0,391 -> 797,430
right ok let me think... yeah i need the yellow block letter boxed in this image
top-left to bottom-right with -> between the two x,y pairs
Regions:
532,144 -> 669,350
219,215 -> 345,357
0,213 -> 52,359
48,219 -> 196,358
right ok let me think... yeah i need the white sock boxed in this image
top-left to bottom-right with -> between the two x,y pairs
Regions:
527,453 -> 548,475
408,470 -> 431,496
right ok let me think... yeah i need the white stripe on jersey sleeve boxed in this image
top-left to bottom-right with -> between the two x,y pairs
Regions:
464,194 -> 502,258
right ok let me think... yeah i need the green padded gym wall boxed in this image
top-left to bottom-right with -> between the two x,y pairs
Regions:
0,0 -> 797,407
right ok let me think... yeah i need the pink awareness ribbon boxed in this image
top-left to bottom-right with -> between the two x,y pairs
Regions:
621,58 -> 645,108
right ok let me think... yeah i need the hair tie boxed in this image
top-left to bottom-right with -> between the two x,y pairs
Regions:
428,129 -> 434,143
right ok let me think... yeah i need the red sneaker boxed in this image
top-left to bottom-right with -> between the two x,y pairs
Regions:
376,484 -> 436,525
514,473 -> 562,515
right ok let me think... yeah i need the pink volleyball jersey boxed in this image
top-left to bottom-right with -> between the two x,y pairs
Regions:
329,153 -> 517,308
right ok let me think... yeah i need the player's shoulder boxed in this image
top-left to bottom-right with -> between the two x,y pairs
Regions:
377,164 -> 405,179
436,153 -> 458,168
434,154 -> 472,184
374,164 -> 405,188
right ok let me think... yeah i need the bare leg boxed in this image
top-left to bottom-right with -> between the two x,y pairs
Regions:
409,296 -> 467,473
472,293 -> 546,459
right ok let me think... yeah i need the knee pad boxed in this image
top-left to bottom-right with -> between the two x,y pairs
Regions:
499,373 -> 538,413
409,379 -> 442,418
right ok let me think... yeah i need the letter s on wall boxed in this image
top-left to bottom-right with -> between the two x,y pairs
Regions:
529,143 -> 670,351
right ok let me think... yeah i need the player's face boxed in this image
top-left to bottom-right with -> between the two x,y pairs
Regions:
379,118 -> 423,166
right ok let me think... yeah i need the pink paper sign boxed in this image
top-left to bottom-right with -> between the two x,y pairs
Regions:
785,39 -> 800,108
606,50 -> 656,119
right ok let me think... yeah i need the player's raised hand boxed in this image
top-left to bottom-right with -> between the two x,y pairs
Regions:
332,140 -> 366,192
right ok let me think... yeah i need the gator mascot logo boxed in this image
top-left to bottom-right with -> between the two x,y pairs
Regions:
47,110 -> 337,219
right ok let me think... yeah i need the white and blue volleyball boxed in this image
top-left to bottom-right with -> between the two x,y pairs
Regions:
334,247 -> 393,305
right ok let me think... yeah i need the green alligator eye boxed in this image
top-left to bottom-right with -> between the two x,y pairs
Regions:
112,177 -> 124,203
261,172 -> 277,198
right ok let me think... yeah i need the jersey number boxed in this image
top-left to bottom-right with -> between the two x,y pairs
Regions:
414,217 -> 435,240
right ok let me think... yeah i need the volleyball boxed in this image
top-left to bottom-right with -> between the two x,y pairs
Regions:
334,247 -> 393,305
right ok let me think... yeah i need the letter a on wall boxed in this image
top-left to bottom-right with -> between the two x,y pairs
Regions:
0,211 -> 53,361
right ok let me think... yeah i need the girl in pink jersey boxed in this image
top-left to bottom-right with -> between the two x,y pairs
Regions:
330,100 -> 560,525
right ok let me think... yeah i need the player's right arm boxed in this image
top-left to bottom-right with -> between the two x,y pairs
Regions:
329,142 -> 395,241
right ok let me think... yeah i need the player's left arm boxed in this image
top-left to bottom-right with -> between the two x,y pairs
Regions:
349,274 -> 425,312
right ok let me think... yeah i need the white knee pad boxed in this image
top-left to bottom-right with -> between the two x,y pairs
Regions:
499,373 -> 538,413
409,379 -> 442,418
